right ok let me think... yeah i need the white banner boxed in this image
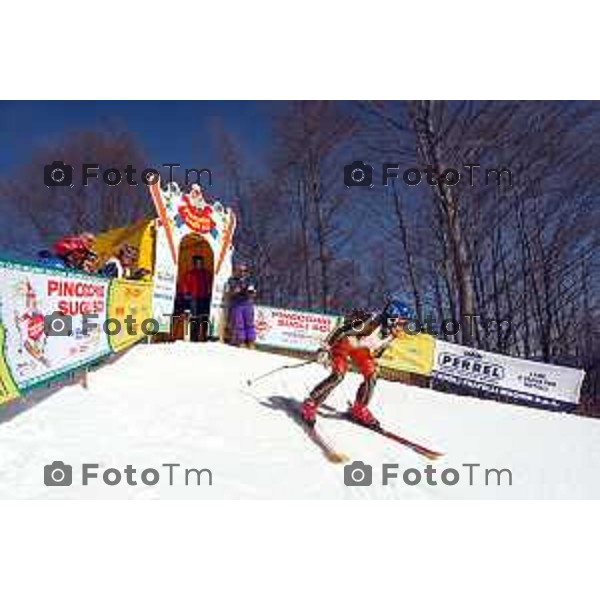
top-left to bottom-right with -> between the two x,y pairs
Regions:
151,223 -> 178,333
209,243 -> 233,340
254,306 -> 341,352
0,262 -> 110,389
432,339 -> 585,406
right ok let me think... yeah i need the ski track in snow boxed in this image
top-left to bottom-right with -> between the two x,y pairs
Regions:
0,342 -> 599,499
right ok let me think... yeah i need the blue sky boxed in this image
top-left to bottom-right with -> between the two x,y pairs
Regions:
0,100 -> 272,175
0,101 -> 278,258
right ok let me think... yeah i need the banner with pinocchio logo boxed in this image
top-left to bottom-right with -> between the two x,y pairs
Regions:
0,260 -> 111,399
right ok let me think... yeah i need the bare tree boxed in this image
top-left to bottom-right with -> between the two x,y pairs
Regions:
361,100 -> 600,405
270,101 -> 357,312
0,128 -> 152,248
214,100 -> 599,406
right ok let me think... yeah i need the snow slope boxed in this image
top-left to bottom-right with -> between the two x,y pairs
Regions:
0,342 -> 599,499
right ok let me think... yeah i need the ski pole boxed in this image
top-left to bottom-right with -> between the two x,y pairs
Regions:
246,358 -> 315,387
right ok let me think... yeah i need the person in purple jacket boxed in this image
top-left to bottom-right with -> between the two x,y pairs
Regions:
226,262 -> 257,348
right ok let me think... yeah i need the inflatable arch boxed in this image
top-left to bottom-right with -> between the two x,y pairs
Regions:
94,181 -> 237,340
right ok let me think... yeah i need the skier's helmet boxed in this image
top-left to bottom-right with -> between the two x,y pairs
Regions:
382,299 -> 414,322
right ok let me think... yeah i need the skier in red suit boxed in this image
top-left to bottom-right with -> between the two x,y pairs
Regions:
301,300 -> 415,428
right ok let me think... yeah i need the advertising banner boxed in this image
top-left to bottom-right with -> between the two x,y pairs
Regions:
432,339 -> 585,408
151,223 -> 179,333
210,211 -> 236,340
0,324 -> 20,404
107,279 -> 154,353
254,306 -> 341,352
0,261 -> 110,391
379,333 -> 435,376
210,242 -> 233,341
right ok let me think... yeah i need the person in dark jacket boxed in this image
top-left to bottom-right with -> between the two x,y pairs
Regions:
226,262 -> 257,348
177,255 -> 212,341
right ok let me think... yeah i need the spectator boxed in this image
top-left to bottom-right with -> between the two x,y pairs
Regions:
177,255 -> 212,341
53,232 -> 97,271
99,244 -> 138,279
226,262 -> 257,349
80,250 -> 98,274
54,232 -> 95,259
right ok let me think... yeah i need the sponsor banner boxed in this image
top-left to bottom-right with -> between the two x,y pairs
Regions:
255,306 -> 341,352
0,261 -> 111,391
152,223 -> 178,333
379,333 -> 435,376
432,339 -> 585,406
209,242 -> 234,340
107,279 -> 154,353
0,324 -> 20,404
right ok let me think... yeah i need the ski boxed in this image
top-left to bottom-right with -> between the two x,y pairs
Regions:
354,421 -> 444,461
347,417 -> 443,460
302,421 -> 349,464
320,404 -> 443,460
279,398 -> 349,464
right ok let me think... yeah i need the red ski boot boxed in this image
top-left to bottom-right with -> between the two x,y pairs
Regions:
300,399 -> 319,427
349,402 -> 381,430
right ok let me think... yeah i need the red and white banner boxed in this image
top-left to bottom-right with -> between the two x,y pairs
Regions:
254,306 -> 341,352
0,261 -> 110,390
